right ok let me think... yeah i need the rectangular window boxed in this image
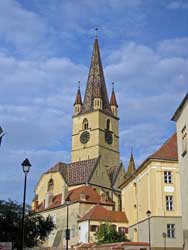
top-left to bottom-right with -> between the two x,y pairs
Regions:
90,225 -> 99,232
167,224 -> 175,238
166,196 -> 173,211
182,126 -> 187,156
118,227 -> 128,234
164,171 -> 172,183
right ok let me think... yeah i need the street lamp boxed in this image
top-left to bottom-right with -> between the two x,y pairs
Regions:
65,197 -> 71,250
162,232 -> 167,250
20,158 -> 31,250
146,210 -> 151,250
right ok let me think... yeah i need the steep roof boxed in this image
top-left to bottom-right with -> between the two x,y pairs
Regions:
67,186 -> 114,205
46,157 -> 99,186
82,38 -> 112,114
35,186 -> 114,212
149,133 -> 178,161
79,204 -> 128,223
110,88 -> 118,107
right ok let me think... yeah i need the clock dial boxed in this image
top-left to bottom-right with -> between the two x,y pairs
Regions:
80,131 -> 90,144
105,130 -> 113,144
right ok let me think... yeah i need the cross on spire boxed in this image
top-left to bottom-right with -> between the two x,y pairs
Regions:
95,27 -> 99,38
78,80 -> 81,89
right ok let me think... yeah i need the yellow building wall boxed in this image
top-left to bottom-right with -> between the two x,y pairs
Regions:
35,172 -> 66,204
122,160 -> 181,227
72,110 -> 120,168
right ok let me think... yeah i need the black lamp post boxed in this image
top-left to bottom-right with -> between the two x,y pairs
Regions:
65,197 -> 71,250
20,158 -> 31,250
146,210 -> 151,250
162,232 -> 167,250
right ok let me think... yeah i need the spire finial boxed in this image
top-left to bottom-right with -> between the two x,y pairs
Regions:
112,82 -> 115,90
78,80 -> 80,89
95,27 -> 98,38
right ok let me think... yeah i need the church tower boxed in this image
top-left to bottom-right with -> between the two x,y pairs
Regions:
72,38 -> 120,168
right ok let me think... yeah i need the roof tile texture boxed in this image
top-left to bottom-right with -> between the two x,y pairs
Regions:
150,133 -> 178,161
79,204 -> 128,223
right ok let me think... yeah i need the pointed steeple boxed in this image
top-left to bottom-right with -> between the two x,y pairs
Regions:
82,38 -> 111,114
74,86 -> 82,106
74,82 -> 82,114
110,84 -> 118,107
126,152 -> 136,178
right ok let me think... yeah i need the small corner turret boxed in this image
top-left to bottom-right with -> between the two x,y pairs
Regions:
74,81 -> 82,115
110,83 -> 118,117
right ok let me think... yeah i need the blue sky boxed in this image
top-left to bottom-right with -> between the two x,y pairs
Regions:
0,0 -> 187,203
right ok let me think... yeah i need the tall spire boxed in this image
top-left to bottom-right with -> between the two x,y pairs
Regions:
82,38 -> 111,114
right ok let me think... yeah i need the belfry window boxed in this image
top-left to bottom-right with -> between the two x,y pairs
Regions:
83,118 -> 89,130
106,119 -> 111,131
47,178 -> 54,192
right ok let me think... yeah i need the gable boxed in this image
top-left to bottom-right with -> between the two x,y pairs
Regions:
89,157 -> 111,188
35,171 -> 66,204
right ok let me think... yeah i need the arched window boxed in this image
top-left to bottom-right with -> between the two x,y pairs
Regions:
83,118 -> 89,130
47,178 -> 54,192
106,119 -> 110,130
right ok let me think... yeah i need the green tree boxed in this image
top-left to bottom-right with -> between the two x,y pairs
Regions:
0,200 -> 55,249
96,223 -> 129,245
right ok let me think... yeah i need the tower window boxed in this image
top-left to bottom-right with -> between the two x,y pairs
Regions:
83,118 -> 89,130
106,119 -> 111,131
47,178 -> 54,192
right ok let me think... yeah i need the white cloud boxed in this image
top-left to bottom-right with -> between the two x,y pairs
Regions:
167,1 -> 188,10
157,38 -> 188,57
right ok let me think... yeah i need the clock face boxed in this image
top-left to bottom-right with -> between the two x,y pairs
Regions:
105,131 -> 113,144
80,131 -> 90,144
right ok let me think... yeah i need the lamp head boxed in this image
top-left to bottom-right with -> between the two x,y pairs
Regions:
146,210 -> 151,217
21,158 -> 31,173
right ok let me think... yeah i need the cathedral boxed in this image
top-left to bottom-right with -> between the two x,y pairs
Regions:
32,37 -> 184,250
32,37 -> 128,248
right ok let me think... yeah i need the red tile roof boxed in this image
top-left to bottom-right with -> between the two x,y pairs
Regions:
67,186 -> 114,205
150,133 -> 178,161
79,204 -> 128,223
45,157 -> 99,186
35,186 -> 114,212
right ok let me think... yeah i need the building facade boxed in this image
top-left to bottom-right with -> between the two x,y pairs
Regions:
172,93 -> 188,250
121,134 -> 183,250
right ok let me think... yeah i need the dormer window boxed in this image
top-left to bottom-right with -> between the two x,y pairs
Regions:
48,178 -> 54,192
83,118 -> 89,130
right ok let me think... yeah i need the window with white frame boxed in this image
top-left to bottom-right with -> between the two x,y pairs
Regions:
182,126 -> 187,156
167,224 -> 175,238
164,171 -> 172,183
166,196 -> 173,211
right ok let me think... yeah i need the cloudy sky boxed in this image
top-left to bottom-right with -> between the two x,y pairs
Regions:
0,0 -> 187,203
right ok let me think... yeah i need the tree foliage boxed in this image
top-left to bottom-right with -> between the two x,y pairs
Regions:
96,223 -> 129,245
0,200 -> 55,249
